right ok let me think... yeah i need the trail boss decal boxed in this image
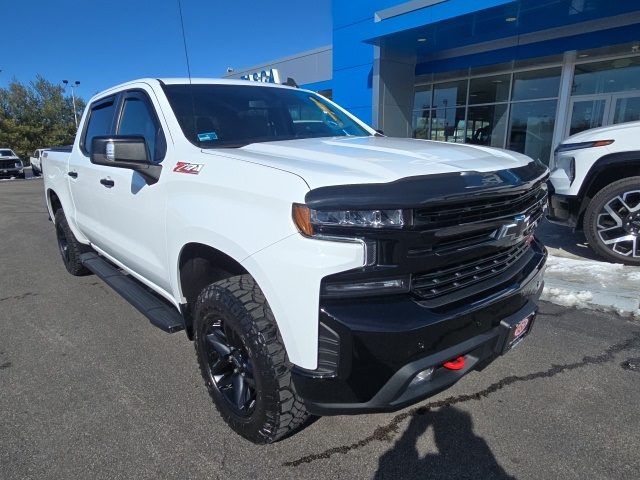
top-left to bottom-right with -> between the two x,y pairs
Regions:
174,162 -> 204,174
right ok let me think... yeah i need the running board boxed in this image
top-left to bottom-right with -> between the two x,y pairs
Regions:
80,253 -> 185,333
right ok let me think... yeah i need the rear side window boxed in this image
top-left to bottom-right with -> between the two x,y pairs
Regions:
83,98 -> 116,154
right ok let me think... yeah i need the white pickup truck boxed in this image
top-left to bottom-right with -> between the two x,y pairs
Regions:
44,78 -> 548,443
29,148 -> 49,176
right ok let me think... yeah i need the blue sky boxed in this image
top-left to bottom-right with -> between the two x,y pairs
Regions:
1,0 -> 332,100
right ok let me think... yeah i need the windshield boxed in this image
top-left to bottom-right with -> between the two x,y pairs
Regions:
0,149 -> 16,157
162,84 -> 372,148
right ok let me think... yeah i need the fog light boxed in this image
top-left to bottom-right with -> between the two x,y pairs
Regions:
408,367 -> 434,387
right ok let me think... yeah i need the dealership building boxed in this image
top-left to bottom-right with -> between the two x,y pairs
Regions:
223,0 -> 640,165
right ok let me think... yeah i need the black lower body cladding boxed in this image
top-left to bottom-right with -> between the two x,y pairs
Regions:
292,238 -> 546,415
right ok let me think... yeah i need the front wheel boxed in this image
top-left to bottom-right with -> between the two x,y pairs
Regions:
584,177 -> 640,266
193,275 -> 309,444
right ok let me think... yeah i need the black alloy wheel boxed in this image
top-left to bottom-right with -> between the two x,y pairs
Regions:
193,275 -> 309,443
203,318 -> 256,416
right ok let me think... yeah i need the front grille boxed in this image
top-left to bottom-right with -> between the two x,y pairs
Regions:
414,182 -> 546,230
0,160 -> 17,169
412,241 -> 530,301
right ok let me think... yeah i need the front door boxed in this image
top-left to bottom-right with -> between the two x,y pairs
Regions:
92,89 -> 172,294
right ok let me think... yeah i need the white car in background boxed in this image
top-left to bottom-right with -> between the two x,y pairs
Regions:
547,120 -> 640,265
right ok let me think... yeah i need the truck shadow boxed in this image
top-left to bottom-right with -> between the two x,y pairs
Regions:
536,219 -> 602,261
374,406 -> 516,480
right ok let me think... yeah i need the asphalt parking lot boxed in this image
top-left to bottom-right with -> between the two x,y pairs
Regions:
1,178 -> 639,479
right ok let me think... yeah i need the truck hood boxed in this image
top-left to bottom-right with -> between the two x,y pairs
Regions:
203,136 -> 536,190
562,120 -> 640,143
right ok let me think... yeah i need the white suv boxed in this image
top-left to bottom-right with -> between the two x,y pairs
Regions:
548,120 -> 640,265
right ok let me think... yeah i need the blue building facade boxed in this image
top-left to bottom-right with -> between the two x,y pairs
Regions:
225,0 -> 640,164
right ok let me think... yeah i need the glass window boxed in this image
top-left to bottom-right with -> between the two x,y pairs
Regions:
572,57 -> 640,96
433,80 -> 468,108
118,98 -> 158,160
469,74 -> 510,105
466,104 -> 508,147
613,96 -> 640,124
163,84 -> 371,148
430,107 -> 466,143
83,99 -> 115,153
413,86 -> 432,110
512,68 -> 561,101
508,100 -> 558,164
412,109 -> 430,139
568,99 -> 606,136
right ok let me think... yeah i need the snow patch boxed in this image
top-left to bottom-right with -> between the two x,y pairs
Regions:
541,287 -> 593,309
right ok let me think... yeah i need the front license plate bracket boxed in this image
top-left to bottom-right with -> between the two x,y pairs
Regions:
495,309 -> 537,355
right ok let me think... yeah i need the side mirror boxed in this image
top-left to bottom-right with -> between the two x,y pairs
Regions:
91,135 -> 162,184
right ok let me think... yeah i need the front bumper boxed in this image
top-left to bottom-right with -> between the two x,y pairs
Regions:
292,238 -> 546,415
546,189 -> 581,228
0,168 -> 24,179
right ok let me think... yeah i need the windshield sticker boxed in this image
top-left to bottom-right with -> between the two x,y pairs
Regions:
174,162 -> 204,174
198,132 -> 218,141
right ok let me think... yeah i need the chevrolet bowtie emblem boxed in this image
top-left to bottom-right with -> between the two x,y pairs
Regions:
495,215 -> 531,242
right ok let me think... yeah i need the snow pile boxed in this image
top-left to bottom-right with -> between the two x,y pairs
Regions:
541,287 -> 593,309
542,255 -> 640,317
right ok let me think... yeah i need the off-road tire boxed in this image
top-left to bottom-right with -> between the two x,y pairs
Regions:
54,209 -> 91,276
584,177 -> 640,266
193,274 -> 309,444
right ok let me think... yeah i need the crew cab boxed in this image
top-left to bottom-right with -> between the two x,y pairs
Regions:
548,120 -> 640,265
44,78 -> 548,443
0,148 -> 25,179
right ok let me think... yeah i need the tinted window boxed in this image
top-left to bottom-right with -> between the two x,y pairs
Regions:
118,97 -> 161,161
162,84 -> 371,148
84,99 -> 116,153
573,56 -> 640,96
512,68 -> 561,101
469,74 -> 510,105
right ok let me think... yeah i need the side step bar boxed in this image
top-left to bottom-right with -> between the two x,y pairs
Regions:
80,253 -> 185,333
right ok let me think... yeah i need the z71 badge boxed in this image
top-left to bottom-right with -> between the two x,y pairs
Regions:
174,162 -> 204,174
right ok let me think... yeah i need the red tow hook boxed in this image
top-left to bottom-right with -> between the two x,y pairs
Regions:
443,356 -> 465,370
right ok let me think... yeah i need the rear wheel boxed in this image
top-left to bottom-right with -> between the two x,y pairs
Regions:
584,177 -> 640,266
54,209 -> 91,275
193,275 -> 309,443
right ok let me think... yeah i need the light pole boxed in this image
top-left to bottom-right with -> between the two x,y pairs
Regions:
62,80 -> 81,128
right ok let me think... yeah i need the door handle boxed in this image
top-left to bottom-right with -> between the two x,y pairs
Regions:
100,178 -> 115,187
67,171 -> 78,178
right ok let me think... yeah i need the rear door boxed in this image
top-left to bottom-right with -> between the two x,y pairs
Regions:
67,96 -> 117,241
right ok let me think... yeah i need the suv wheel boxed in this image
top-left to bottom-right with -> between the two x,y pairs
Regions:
584,177 -> 640,266
193,275 -> 309,444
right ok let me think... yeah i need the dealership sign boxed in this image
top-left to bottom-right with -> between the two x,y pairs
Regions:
241,68 -> 281,83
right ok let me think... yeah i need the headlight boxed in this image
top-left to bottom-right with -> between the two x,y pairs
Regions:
322,276 -> 410,297
555,139 -> 613,153
16,161 -> 23,168
293,204 -> 403,236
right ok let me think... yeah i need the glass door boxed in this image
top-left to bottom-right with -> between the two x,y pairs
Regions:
610,93 -> 640,124
566,96 -> 609,137
567,92 -> 640,138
